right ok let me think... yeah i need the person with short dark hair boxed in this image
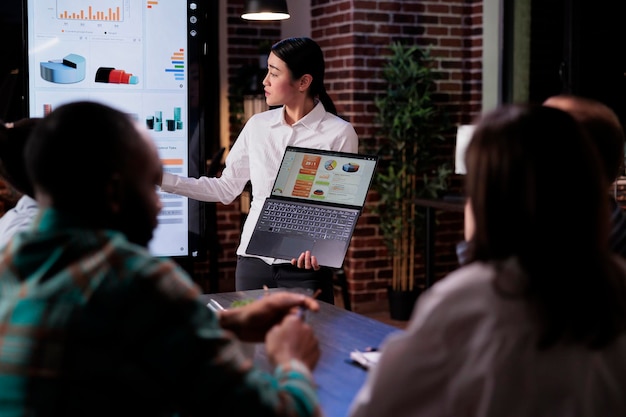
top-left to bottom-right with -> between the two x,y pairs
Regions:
0,101 -> 322,417
349,104 -> 626,417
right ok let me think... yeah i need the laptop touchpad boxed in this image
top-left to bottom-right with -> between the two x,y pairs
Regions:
277,237 -> 314,258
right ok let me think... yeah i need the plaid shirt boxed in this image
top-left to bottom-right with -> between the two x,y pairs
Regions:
0,208 -> 319,417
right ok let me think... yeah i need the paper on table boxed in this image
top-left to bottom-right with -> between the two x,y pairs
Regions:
350,350 -> 381,369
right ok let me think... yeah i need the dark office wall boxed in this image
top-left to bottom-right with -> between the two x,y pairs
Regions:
0,1 -> 26,121
565,0 -> 626,126
528,0 -> 626,125
527,0 -> 564,103
0,2 -> 23,75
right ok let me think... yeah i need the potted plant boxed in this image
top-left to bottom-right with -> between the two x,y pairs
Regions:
373,42 -> 452,320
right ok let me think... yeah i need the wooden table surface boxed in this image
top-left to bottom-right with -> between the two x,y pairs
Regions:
200,289 -> 403,417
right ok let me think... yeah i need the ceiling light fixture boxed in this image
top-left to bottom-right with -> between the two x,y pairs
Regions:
241,0 -> 290,21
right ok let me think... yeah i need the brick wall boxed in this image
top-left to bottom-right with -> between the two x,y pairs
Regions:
199,0 -> 484,313
310,0 -> 483,312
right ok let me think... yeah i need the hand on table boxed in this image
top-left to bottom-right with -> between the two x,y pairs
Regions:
219,291 -> 320,342
266,314 -> 320,371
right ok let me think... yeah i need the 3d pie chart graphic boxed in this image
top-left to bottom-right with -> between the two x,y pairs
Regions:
324,159 -> 337,170
95,67 -> 139,84
342,162 -> 360,172
40,53 -> 86,84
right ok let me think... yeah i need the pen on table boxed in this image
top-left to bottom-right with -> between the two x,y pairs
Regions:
311,288 -> 322,299
207,298 -> 226,313
297,288 -> 322,320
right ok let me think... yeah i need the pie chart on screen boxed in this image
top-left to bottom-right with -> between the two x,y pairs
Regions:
342,162 -> 360,172
324,159 -> 337,170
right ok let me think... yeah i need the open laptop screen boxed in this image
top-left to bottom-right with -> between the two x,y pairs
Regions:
272,146 -> 378,207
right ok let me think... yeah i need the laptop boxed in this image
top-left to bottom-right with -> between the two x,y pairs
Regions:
246,146 -> 379,268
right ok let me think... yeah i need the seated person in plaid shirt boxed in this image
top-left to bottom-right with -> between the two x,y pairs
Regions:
0,101 -> 322,417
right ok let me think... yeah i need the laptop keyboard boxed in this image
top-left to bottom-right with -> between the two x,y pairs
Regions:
258,200 -> 357,241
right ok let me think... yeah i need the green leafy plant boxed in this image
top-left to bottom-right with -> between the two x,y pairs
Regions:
373,42 -> 452,292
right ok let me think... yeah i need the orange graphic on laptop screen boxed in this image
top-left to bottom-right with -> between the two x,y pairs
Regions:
301,155 -> 321,169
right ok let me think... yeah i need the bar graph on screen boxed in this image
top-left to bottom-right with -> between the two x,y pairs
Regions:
56,0 -> 125,22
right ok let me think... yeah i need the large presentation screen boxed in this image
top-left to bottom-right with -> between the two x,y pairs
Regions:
24,0 -> 206,259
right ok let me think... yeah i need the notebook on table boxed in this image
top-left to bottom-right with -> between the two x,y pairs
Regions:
246,146 -> 379,268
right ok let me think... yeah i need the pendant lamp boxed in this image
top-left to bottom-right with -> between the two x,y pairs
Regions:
241,0 -> 290,21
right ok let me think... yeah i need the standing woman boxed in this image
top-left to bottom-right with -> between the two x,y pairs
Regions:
159,37 -> 358,303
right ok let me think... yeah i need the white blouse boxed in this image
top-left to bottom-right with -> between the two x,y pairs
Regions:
160,102 -> 358,263
0,195 -> 39,250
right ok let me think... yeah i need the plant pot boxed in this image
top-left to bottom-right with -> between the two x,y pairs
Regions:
387,286 -> 421,321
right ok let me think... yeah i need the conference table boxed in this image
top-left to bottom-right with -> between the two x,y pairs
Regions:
200,289 -> 403,417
